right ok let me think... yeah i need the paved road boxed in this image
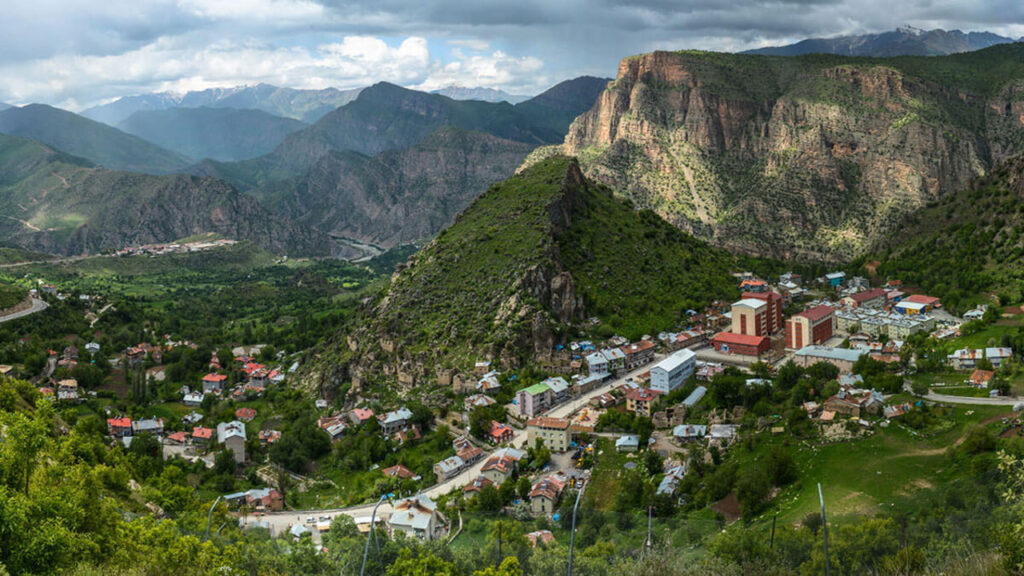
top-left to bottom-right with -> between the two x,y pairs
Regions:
256,357 -> 665,539
0,298 -> 48,324
924,391 -> 1021,406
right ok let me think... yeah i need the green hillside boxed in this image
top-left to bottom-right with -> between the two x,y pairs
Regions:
864,153 -> 1024,311
336,155 -> 740,386
0,104 -> 191,173
118,106 -> 307,162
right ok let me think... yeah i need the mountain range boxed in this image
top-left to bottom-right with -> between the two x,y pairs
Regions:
430,85 -> 531,103
744,26 -> 1019,57
117,107 -> 307,162
82,84 -> 364,125
0,104 -> 191,174
534,43 -> 1024,261
0,133 -> 327,256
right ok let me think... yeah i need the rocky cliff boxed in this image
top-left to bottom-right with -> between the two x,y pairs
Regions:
557,45 -> 1024,261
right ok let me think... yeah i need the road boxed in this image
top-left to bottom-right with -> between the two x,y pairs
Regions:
923,391 -> 1022,406
256,357 -> 664,540
0,298 -> 48,324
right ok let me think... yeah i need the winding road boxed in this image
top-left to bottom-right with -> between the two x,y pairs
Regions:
0,298 -> 48,324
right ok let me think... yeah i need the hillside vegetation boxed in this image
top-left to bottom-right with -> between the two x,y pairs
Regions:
325,156 -> 740,392
865,153 -> 1024,310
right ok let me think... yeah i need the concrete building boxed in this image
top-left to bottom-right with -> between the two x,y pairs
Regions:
649,349 -> 696,394
526,417 -> 571,452
620,340 -> 656,370
389,495 -> 446,541
785,305 -> 835,350
834,308 -> 935,340
529,475 -> 566,515
710,332 -> 770,356
515,383 -> 553,418
217,420 -> 247,463
741,291 -> 784,335
625,387 -> 662,417
585,352 -> 608,377
793,345 -> 865,373
842,288 -> 887,309
731,298 -> 769,336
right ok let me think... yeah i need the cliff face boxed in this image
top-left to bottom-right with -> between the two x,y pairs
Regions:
562,47 -> 1024,260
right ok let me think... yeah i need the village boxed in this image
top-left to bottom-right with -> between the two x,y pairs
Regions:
15,263 -> 1016,552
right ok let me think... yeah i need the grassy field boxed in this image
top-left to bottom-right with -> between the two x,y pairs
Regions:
735,400 -> 1011,530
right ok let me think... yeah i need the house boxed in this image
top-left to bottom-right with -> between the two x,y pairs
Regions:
382,464 -> 420,481
823,387 -> 883,418
947,349 -> 984,370
657,464 -> 686,497
986,347 -> 1013,368
649,349 -> 696,394
615,435 -> 640,452
802,401 -> 821,417
842,288 -> 887,309
183,391 -> 205,406
349,408 -> 375,426
710,332 -> 770,356
258,430 -> 282,444
123,346 -> 145,367
191,426 -> 214,445
526,417 -> 571,452
182,411 -> 203,426
377,407 -> 414,435
474,360 -> 492,375
289,524 -> 311,539
696,362 -> 725,381
235,408 -> 257,422
463,476 -> 494,499
244,488 -> 284,511
894,301 -> 928,316
601,348 -> 626,373
389,495 -> 446,541
515,383 -> 553,418
217,421 -> 247,463
487,420 -> 514,444
529,474 -> 566,514
107,417 -> 133,438
202,373 -> 228,394
464,394 -> 497,411
620,340 -> 656,370
785,305 -> 836,350
56,379 -> 79,402
433,456 -> 466,480
481,448 -> 525,485
132,418 -> 165,437
477,371 -> 502,393
625,387 -> 662,417
317,415 -> 348,440
793,345 -> 865,373
780,272 -> 803,286
964,306 -> 988,320
166,431 -> 189,445
825,272 -> 846,288
543,377 -> 571,404
970,369 -> 995,388
526,530 -> 555,547
673,424 -> 707,442
457,445 -> 484,465
884,404 -> 911,419
586,352 -> 609,377
739,278 -> 768,293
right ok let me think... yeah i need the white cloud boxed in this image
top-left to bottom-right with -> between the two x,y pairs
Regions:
0,35 -> 547,109
176,0 -> 324,20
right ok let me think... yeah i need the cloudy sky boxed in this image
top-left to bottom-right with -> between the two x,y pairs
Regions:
3,0 -> 1024,110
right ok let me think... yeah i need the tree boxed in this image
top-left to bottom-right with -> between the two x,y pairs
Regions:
764,447 -> 797,486
517,476 -> 531,501
643,449 -> 663,476
386,549 -> 459,576
736,467 -> 771,519
472,556 -> 523,576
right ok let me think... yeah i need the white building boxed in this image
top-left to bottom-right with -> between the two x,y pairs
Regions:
649,349 -> 696,394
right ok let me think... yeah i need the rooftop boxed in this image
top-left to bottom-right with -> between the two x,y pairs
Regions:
732,298 -> 767,310
711,332 -> 768,346
527,417 -> 571,430
794,345 -> 865,363
793,304 -> 835,322
651,348 -> 696,373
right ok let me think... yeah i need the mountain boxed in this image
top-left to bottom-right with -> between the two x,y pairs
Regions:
255,127 -> 535,258
743,26 -> 1018,57
0,104 -> 191,174
82,84 -> 363,125
117,107 -> 307,162
545,44 -> 1024,262
0,102 -> 11,111
0,133 -> 328,256
430,85 -> 530,103
312,156 -> 738,391
866,153 -> 1024,310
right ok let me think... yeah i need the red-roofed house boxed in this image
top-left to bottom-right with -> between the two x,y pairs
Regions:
529,474 -> 567,514
107,417 -> 133,438
235,408 -> 257,422
842,288 -> 887,309
258,429 -> 282,444
739,279 -> 768,293
620,340 -> 656,369
191,426 -> 214,444
969,369 -> 995,388
202,373 -> 228,393
625,387 -> 662,417
349,408 -> 375,426
785,305 -> 836,350
381,464 -> 419,480
487,420 -> 514,444
464,475 -> 494,496
903,294 -> 941,308
166,431 -> 189,444
710,332 -> 770,356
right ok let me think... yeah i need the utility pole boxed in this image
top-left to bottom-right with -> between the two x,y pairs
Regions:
205,496 -> 223,541
770,514 -> 777,549
360,494 -> 387,576
645,506 -> 653,553
818,483 -> 830,576
497,520 -> 502,568
567,483 -> 584,576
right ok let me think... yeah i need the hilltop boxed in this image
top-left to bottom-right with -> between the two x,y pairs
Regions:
541,44 -> 1024,261
312,155 -> 738,393
0,133 -> 328,256
0,104 -> 191,174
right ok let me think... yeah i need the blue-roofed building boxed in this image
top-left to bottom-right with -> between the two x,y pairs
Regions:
682,385 -> 707,407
